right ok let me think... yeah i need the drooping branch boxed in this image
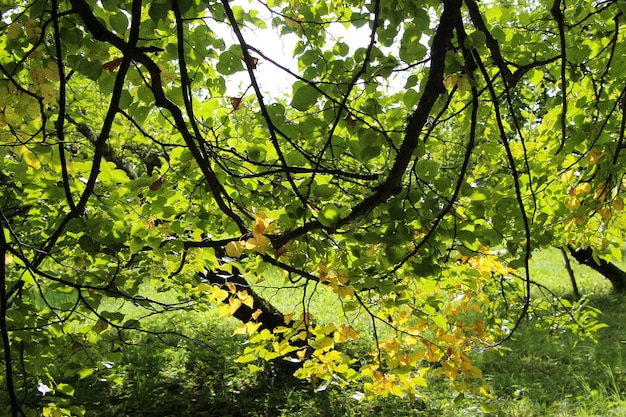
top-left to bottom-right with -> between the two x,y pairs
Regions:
472,28 -> 534,342
52,0 -> 78,216
34,3 -> 137,267
220,0 -> 309,208
464,0 -> 514,86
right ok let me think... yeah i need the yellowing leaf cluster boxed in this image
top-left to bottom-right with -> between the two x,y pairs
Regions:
246,214 -> 273,254
317,265 -> 355,299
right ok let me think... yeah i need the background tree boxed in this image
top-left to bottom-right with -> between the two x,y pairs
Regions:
0,0 -> 622,415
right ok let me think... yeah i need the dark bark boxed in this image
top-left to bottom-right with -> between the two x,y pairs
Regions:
199,268 -> 288,333
560,247 -> 580,299
198,267 -> 311,376
567,246 -> 626,292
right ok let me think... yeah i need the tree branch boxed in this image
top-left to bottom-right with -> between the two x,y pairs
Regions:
272,0 -> 463,248
551,0 -> 568,153
69,0 -> 249,233
67,116 -> 138,180
0,211 -> 25,417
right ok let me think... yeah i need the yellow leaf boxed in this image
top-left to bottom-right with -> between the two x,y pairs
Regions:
225,241 -> 245,258
21,148 -> 41,169
444,74 -> 458,89
29,67 -> 46,84
311,336 -> 334,351
479,384 -> 493,398
233,323 -> 248,335
247,364 -> 262,373
209,286 -> 229,303
229,298 -> 242,315
244,322 -> 262,334
575,215 -> 587,225
336,285 -> 355,299
562,169 -> 575,183
242,295 -> 254,309
456,75 -> 470,91
284,312 -> 295,324
246,234 -> 270,254
7,23 -> 22,40
589,148 -> 604,165
252,213 -> 271,237
225,282 -> 237,293
273,340 -> 297,355
335,325 -> 360,343
196,283 -> 212,292
218,303 -> 229,316
599,206 -> 612,221
323,323 -> 336,335
292,330 -> 307,341
38,83 -> 57,105
563,216 -> 576,231
565,196 -> 580,210
574,182 -> 591,196
441,361 -> 458,380
285,13 -> 305,29
594,181 -> 608,201
251,309 -> 262,320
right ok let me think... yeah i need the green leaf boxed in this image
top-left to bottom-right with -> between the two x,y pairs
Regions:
248,145 -> 267,162
216,47 -> 245,75
57,383 -> 75,396
109,11 -> 129,33
290,83 -> 320,111
464,31 -> 487,49
149,1 -> 171,23
318,204 -> 340,227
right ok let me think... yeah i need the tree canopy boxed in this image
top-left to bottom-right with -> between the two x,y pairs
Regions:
1,0 -> 624,415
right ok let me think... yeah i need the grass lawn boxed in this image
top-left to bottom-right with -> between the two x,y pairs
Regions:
13,247 -> 626,416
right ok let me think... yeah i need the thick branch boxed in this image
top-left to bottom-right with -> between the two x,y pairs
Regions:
0,212 -> 25,417
199,268 -> 287,333
71,119 -> 138,180
567,246 -> 626,292
273,0 -> 462,248
560,247 -> 580,299
69,0 -> 248,233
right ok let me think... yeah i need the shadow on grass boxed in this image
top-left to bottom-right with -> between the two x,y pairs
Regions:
71,312 -> 428,417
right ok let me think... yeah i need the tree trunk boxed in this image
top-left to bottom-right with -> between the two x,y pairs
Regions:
560,247 -> 580,299
566,246 -> 626,292
199,268 -> 288,333
198,267 -> 311,376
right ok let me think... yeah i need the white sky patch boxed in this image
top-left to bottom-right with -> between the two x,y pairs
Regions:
215,0 -> 403,99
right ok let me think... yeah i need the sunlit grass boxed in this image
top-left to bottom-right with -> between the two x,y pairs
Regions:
528,247 -> 613,296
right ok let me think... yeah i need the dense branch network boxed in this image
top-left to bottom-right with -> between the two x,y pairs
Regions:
1,0 -> 625,414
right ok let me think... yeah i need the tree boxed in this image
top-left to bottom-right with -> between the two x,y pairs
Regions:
0,0 -> 621,414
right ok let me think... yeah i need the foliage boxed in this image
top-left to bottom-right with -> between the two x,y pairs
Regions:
1,0 -> 625,415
